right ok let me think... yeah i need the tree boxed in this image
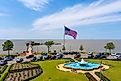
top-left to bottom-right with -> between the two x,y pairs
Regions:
79,45 -> 84,52
44,41 -> 54,53
104,45 -> 108,53
106,42 -> 115,54
2,40 -> 14,55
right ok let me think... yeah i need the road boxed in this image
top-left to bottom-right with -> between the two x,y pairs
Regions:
6,54 -> 118,65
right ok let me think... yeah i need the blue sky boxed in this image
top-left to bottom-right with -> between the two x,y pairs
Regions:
0,0 -> 121,39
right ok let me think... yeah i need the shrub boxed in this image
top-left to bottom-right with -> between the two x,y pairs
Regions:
95,72 -> 110,81
85,73 -> 97,81
4,63 -> 43,81
0,65 -> 8,74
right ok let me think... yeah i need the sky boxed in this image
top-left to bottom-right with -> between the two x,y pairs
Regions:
0,0 -> 121,39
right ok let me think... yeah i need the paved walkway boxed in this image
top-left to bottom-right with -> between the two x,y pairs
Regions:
89,71 -> 100,81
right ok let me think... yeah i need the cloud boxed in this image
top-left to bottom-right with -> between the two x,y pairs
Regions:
18,0 -> 50,11
32,0 -> 121,31
0,12 -> 9,16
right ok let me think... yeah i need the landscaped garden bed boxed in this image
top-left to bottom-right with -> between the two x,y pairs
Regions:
0,65 -> 8,78
95,72 -> 110,81
0,65 -> 8,74
85,72 -> 97,81
10,63 -> 40,72
4,63 -> 42,81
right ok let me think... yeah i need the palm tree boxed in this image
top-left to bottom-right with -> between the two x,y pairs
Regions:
104,45 -> 108,53
2,40 -> 14,55
44,41 -> 54,53
79,45 -> 84,52
106,42 -> 115,54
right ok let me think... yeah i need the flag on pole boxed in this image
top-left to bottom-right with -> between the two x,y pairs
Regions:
64,26 -> 77,39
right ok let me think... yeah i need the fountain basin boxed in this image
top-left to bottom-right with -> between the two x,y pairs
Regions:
64,62 -> 101,70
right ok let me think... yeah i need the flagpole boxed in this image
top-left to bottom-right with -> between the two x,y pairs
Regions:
63,26 -> 65,52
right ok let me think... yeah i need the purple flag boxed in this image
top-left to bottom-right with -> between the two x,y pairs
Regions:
64,26 -> 77,39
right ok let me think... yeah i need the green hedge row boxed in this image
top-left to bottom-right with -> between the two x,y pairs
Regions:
95,72 -> 110,81
10,64 -> 40,73
4,64 -> 43,81
0,65 -> 12,81
0,65 -> 8,74
85,73 -> 97,81
24,67 -> 43,81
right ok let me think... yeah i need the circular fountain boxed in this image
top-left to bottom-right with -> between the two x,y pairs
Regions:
64,59 -> 101,70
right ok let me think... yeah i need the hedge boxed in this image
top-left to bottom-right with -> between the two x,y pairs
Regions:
4,63 -> 43,81
95,72 -> 110,81
85,72 -> 97,81
0,65 -> 8,74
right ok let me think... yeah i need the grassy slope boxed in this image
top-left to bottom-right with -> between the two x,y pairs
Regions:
31,59 -> 87,81
86,59 -> 121,81
1,59 -> 120,81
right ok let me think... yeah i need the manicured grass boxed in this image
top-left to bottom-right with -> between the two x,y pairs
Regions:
31,59 -> 87,81
86,59 -> 121,81
1,59 -> 121,81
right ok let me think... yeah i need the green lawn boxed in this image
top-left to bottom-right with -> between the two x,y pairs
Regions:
86,59 -> 121,81
31,59 -> 87,81
1,59 -> 121,81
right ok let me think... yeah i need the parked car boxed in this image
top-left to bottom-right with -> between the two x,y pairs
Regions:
4,56 -> 13,61
63,52 -> 71,55
15,57 -> 23,63
117,56 -> 121,59
99,54 -> 107,59
116,53 -> 121,57
30,56 -> 37,61
39,56 -> 43,61
0,57 -> 3,60
88,53 -> 94,58
63,52 -> 80,55
51,55 -> 56,60
56,54 -> 64,59
0,60 -> 7,66
26,55 -> 34,59
42,55 -> 49,60
94,53 -> 106,59
111,53 -> 117,56
112,53 -> 121,59
74,54 -> 81,59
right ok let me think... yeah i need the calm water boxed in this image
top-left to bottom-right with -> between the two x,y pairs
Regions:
0,39 -> 121,54
64,62 -> 101,70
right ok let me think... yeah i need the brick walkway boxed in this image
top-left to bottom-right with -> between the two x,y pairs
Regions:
89,71 -> 100,81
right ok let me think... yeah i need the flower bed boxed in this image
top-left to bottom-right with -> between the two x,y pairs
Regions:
10,63 -> 40,72
4,63 -> 42,81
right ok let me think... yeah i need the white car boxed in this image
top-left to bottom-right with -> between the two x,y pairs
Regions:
112,53 -> 121,59
15,57 -> 23,63
111,53 -> 116,56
